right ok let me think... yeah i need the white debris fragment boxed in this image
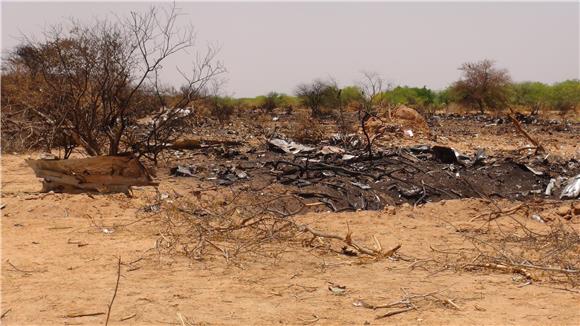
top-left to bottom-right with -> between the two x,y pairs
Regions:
268,138 -> 315,154
545,178 -> 556,196
530,214 -> 545,223
560,174 -> 580,199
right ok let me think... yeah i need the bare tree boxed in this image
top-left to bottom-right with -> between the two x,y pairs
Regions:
358,71 -> 388,114
451,59 -> 511,114
3,3 -> 225,160
356,71 -> 389,158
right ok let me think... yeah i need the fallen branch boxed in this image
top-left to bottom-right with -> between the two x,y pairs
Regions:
375,306 -> 414,319
464,263 -> 537,281
510,263 -> 579,274
1,308 -> 12,319
64,312 -> 105,318
508,113 -> 545,153
105,257 -> 122,326
354,289 -> 454,320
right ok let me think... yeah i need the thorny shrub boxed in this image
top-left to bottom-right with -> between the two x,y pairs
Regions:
146,189 -> 391,266
423,213 -> 580,286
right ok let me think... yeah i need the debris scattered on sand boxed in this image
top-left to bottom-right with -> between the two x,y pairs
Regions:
170,165 -> 196,177
328,283 -> 347,295
560,174 -> 580,199
268,138 -> 315,154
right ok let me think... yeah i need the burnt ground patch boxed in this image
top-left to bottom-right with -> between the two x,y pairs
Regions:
165,140 -> 579,215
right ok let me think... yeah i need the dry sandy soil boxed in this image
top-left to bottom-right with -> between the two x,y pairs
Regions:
1,115 -> 580,325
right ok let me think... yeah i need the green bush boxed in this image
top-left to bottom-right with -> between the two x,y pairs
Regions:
382,86 -> 435,108
433,88 -> 452,109
210,96 -> 237,123
510,82 -> 550,114
549,80 -> 580,112
295,79 -> 341,117
340,86 -> 363,105
509,80 -> 580,114
259,92 -> 282,112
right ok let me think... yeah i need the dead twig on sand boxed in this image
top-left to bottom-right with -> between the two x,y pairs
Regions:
105,257 -> 122,326
64,312 -> 106,318
120,313 -> 137,321
469,203 -> 525,222
464,263 -> 536,281
354,288 -> 458,319
298,314 -> 320,325
1,308 -> 12,319
6,259 -> 46,275
375,307 -> 415,319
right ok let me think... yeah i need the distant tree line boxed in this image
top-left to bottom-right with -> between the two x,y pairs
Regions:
191,70 -> 580,120
241,60 -> 580,118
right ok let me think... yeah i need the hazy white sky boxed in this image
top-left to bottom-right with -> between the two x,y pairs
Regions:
2,1 -> 579,97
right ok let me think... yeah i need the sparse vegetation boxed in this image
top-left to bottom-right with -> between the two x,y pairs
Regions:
209,96 -> 237,124
260,92 -> 280,113
1,4 -> 225,159
3,48 -> 578,156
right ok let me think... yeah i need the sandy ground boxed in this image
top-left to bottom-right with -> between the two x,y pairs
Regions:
1,153 -> 579,325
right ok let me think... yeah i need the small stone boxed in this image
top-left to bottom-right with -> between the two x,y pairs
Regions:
556,205 -> 571,217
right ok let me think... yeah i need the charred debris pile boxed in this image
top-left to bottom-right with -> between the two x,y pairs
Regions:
169,136 -> 579,213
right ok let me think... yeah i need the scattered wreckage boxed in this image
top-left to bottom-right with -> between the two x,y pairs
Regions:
26,155 -> 158,194
167,135 -> 579,214
24,120 -> 579,209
